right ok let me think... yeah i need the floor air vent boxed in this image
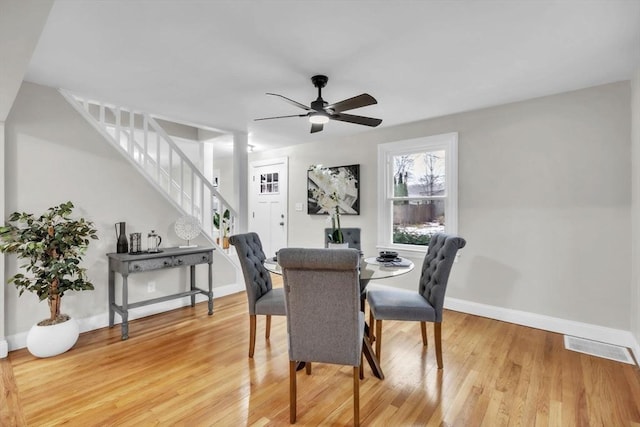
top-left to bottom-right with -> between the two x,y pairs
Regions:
564,335 -> 635,365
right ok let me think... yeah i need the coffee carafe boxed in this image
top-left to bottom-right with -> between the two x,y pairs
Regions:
115,222 -> 128,253
148,230 -> 162,253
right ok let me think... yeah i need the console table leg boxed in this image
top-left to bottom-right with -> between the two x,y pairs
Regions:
190,265 -> 196,307
108,269 -> 115,327
121,274 -> 129,340
208,260 -> 214,315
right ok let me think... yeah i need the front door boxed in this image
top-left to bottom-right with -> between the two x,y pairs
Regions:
249,157 -> 288,258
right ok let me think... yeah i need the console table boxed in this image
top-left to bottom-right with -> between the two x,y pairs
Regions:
107,246 -> 214,340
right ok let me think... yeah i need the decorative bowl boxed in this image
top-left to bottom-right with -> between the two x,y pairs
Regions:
378,250 -> 398,260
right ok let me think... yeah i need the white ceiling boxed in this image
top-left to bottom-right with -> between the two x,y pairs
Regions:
23,0 -> 640,152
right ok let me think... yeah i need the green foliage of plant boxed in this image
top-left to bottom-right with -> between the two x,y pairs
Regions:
0,201 -> 98,323
393,229 -> 432,246
331,226 -> 344,245
213,209 -> 230,236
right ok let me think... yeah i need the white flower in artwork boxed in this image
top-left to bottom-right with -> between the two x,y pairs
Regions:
308,164 -> 358,243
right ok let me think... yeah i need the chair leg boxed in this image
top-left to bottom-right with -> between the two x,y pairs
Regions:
265,315 -> 271,339
421,321 -> 428,346
359,347 -> 364,380
290,361 -> 297,423
434,322 -> 443,369
305,362 -> 312,375
249,315 -> 257,358
353,366 -> 360,427
375,319 -> 382,363
368,310 -> 374,341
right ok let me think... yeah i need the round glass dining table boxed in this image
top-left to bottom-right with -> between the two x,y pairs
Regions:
359,256 -> 415,281
264,256 -> 415,281
263,254 -> 414,380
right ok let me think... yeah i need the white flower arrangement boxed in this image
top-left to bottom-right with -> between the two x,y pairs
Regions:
308,164 -> 357,244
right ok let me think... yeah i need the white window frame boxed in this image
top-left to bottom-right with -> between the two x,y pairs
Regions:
377,132 -> 458,256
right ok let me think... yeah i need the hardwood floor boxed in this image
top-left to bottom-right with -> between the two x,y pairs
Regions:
2,282 -> 640,426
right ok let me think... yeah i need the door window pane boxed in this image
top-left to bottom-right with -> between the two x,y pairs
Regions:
260,172 -> 279,194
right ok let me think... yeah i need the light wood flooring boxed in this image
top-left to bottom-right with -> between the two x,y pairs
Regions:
2,279 -> 640,426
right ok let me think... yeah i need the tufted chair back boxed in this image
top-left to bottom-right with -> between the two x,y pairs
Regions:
418,233 -> 467,322
278,248 -> 363,366
229,232 -> 274,315
324,227 -> 361,250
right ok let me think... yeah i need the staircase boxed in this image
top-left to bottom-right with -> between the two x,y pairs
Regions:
60,90 -> 238,256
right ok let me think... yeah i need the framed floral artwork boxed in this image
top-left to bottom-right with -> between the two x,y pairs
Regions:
307,164 -> 360,215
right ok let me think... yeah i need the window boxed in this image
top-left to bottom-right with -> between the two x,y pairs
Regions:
377,133 -> 458,253
260,172 -> 279,194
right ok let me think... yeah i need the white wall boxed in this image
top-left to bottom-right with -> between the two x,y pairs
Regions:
0,0 -> 53,121
3,82 -> 238,348
631,68 -> 640,347
0,122 -> 6,357
251,82 -> 632,333
0,0 -> 53,357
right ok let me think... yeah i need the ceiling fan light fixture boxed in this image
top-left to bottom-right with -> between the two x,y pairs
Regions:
255,75 -> 381,133
309,113 -> 330,124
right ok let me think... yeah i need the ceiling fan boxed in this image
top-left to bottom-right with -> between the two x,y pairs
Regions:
255,75 -> 382,133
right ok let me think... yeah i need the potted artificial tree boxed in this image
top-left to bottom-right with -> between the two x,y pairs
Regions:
0,201 -> 98,357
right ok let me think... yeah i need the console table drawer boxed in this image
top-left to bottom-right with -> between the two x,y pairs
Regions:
176,252 -> 212,266
129,256 -> 173,272
127,252 -> 212,272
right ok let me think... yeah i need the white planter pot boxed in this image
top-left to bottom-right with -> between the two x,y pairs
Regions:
26,316 -> 79,358
328,242 -> 349,249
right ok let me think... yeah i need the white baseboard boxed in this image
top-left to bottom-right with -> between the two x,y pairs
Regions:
0,339 -> 7,358
445,297 -> 640,364
6,283 -> 245,352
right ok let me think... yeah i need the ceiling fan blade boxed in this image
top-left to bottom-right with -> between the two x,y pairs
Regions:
325,93 -> 377,113
266,93 -> 312,111
310,123 -> 324,133
254,114 -> 308,121
331,113 -> 382,127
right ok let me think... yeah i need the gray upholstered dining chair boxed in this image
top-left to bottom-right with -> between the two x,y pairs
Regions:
324,227 -> 361,250
324,227 -> 367,309
229,232 -> 286,358
366,233 -> 466,369
278,248 -> 364,426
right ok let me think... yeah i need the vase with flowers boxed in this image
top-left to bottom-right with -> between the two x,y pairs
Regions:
308,164 -> 356,246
